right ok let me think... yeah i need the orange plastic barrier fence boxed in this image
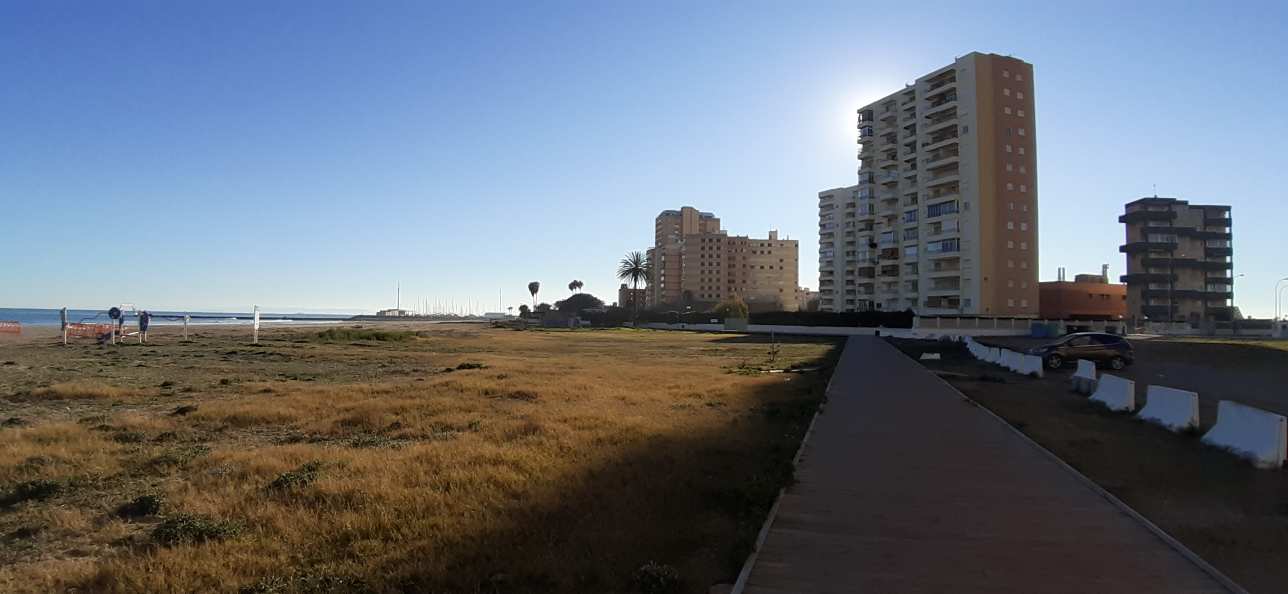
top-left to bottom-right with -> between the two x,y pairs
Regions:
66,323 -> 113,338
0,321 -> 21,335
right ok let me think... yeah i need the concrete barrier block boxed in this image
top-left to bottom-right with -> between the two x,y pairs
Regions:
1090,374 -> 1135,412
1022,354 -> 1044,378
1202,401 -> 1288,469
1072,359 -> 1097,395
1005,350 -> 1021,373
1137,385 -> 1200,432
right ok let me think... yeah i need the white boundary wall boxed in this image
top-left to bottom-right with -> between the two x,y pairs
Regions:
1090,374 -> 1135,412
1137,386 -> 1200,432
1072,360 -> 1097,395
1202,401 -> 1288,469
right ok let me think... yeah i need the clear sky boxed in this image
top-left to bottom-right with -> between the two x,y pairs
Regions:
3,1 -> 1286,316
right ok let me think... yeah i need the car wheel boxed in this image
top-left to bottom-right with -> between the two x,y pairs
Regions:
1045,354 -> 1063,369
1109,356 -> 1126,371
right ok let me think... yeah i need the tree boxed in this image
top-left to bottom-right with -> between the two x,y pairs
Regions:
518,304 -> 531,318
555,293 -> 604,315
535,302 -> 553,314
712,295 -> 749,319
567,279 -> 583,294
617,251 -> 650,321
527,281 -> 540,310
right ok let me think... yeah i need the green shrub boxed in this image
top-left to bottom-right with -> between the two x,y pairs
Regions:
314,329 -> 415,343
267,461 -> 323,491
1,479 -> 63,507
116,494 -> 164,518
152,513 -> 242,546
632,561 -> 681,594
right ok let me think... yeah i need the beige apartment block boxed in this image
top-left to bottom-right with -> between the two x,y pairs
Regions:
1118,197 -> 1233,327
819,52 -> 1038,316
648,206 -> 800,311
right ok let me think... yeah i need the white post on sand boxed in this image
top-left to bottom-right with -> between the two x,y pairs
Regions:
183,315 -> 190,341
252,306 -> 261,344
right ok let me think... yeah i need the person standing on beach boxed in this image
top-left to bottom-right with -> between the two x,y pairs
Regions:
138,310 -> 151,344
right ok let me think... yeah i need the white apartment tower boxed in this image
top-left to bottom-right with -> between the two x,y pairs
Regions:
818,52 -> 1038,316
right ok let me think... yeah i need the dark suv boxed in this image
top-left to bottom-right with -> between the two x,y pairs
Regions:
1027,332 -> 1134,370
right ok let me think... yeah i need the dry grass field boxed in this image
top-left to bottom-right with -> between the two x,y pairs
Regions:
0,324 -> 840,594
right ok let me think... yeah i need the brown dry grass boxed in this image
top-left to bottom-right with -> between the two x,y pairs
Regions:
27,382 -> 143,400
0,325 -> 839,593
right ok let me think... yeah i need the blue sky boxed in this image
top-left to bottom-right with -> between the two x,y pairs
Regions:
3,1 -> 1286,316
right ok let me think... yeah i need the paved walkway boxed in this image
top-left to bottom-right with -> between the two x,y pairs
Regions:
739,336 -> 1239,594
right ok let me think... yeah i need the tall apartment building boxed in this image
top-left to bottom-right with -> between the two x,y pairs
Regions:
818,52 -> 1038,315
648,206 -> 800,311
1118,197 -> 1233,326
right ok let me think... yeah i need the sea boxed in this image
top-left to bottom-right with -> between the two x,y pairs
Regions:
0,307 -> 351,327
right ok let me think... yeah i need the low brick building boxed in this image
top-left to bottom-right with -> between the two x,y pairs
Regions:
1039,272 -> 1126,320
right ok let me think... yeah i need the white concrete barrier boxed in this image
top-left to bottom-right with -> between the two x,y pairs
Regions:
1022,354 -> 1045,378
1072,359 -> 1097,395
1005,350 -> 1021,373
1090,374 -> 1135,412
1137,385 -> 1200,432
1202,401 -> 1288,469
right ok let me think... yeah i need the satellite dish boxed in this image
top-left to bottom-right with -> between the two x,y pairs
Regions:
108,307 -> 122,320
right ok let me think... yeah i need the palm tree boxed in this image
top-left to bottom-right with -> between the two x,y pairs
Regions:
568,280 -> 583,294
528,281 -> 540,310
617,251 -> 650,321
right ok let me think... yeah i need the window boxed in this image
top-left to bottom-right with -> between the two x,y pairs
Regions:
1003,88 -> 1011,96
1008,298 -> 1015,307
1021,281 -> 1028,289
926,238 -> 960,253
1019,165 -> 1027,173
1020,222 -> 1028,231
1005,144 -> 1013,153
926,200 -> 959,218
1016,74 -> 1024,82
1004,106 -> 1012,115
1007,221 -> 1015,230
1007,280 -> 1015,288
1003,69 -> 1010,78
1017,92 -> 1025,99
1022,204 -> 1028,212
1020,260 -> 1028,269
1018,146 -> 1026,155
1020,184 -> 1027,192
1006,163 -> 1013,172
1020,241 -> 1027,250
1020,299 -> 1028,307
1007,182 -> 1014,190
1007,240 -> 1014,248
1018,128 -> 1026,136
1018,109 -> 1025,117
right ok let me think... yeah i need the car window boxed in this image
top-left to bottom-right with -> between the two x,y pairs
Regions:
1092,335 -> 1121,345
1066,336 -> 1091,346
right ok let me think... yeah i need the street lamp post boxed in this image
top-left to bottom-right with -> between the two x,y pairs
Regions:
1276,277 -> 1288,321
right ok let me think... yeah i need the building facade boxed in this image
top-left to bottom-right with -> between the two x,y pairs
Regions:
819,52 -> 1038,315
649,206 -> 800,312
617,283 -> 646,311
1119,197 -> 1233,326
1039,271 -> 1126,320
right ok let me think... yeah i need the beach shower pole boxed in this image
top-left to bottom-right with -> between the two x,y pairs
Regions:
183,315 -> 190,341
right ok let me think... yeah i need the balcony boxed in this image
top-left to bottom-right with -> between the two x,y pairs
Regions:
1205,246 -> 1233,258
1118,210 -> 1176,224
1118,273 -> 1176,284
1139,257 -> 1233,271
1119,241 -> 1178,254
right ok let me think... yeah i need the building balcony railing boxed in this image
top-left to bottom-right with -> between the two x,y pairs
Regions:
1119,273 -> 1176,284
1204,247 -> 1233,258
1118,210 -> 1176,224
1139,257 -> 1233,271
1119,241 -> 1179,254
